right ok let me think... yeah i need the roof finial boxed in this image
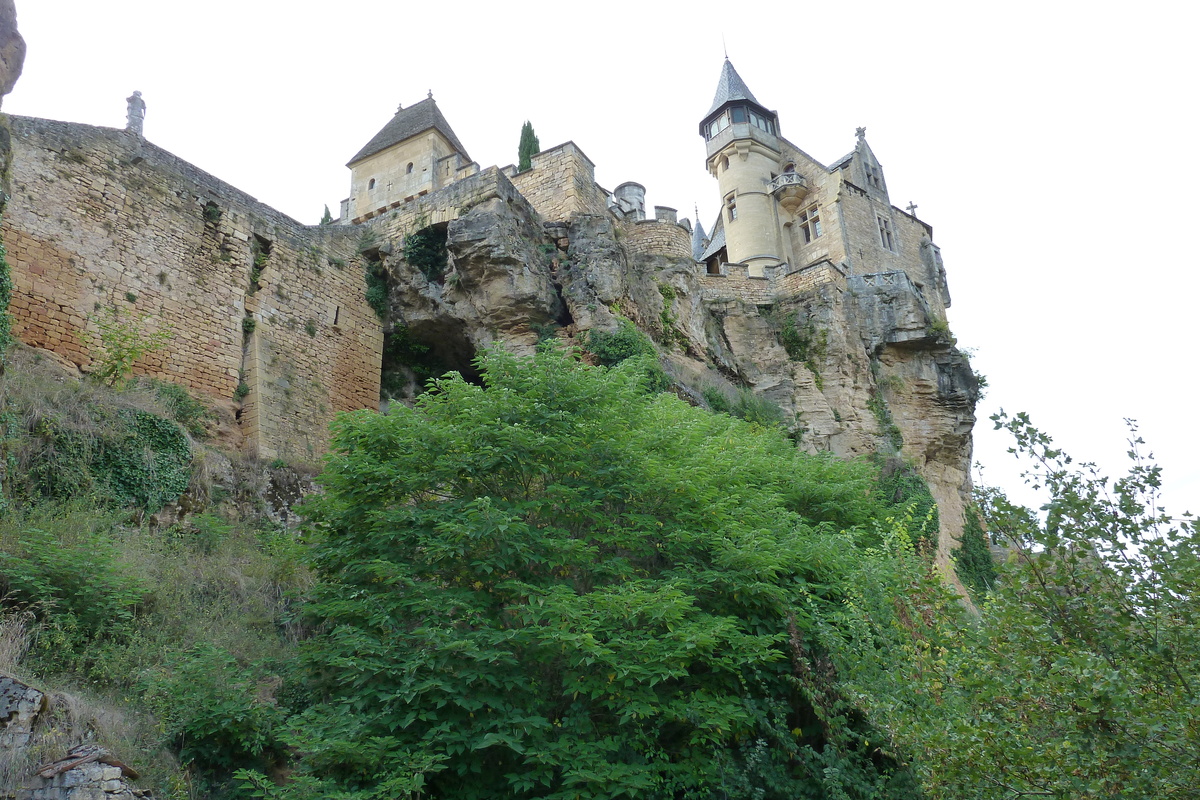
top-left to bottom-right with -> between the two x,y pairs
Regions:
856,126 -> 867,141
396,101 -> 404,113
722,35 -> 728,60
427,89 -> 434,100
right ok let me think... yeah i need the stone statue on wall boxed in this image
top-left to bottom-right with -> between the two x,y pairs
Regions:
126,90 -> 145,137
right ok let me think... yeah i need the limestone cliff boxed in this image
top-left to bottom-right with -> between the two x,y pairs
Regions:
372,203 -> 977,566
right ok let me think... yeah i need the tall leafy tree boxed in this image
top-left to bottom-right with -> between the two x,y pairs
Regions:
244,346 -> 922,799
517,120 -> 539,172
835,412 -> 1200,799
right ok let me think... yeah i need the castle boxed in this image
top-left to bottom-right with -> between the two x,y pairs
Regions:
2,58 -> 963,471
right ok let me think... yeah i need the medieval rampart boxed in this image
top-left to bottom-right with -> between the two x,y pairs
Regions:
697,259 -> 846,304
3,116 -> 382,461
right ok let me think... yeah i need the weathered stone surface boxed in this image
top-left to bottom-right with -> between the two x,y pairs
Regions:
0,0 -> 24,104
1,674 -> 46,749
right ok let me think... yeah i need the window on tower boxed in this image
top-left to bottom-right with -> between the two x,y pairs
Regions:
798,205 -> 822,243
725,193 -> 737,222
877,215 -> 895,251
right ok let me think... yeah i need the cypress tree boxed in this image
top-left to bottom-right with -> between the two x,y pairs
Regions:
320,205 -> 333,225
517,120 -> 539,172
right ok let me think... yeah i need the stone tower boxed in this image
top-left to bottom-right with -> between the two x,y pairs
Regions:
344,93 -> 474,223
699,59 -> 787,276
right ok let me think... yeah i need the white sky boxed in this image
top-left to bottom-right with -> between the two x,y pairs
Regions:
7,0 -> 1199,518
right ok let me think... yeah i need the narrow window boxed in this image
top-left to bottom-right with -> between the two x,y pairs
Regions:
368,178 -> 376,190
877,215 -> 895,250
725,193 -> 737,222
406,162 -> 414,174
798,205 -> 822,244
333,306 -> 340,326
731,106 -> 747,124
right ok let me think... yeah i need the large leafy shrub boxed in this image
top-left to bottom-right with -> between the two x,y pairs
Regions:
253,346 -> 919,799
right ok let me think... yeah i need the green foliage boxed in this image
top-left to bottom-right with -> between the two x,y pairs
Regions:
88,305 -> 173,387
928,315 -> 955,343
143,644 -> 284,776
281,346 -> 918,798
379,326 -> 449,400
874,460 -> 938,553
234,382 -> 251,401
950,506 -> 995,599
704,386 -> 786,428
136,378 -> 217,439
0,505 -> 147,637
243,316 -> 257,335
320,205 -> 333,226
656,282 -> 687,351
364,257 -> 388,322
304,319 -> 318,338
585,319 -> 655,367
404,224 -> 449,282
517,120 -> 540,172
203,202 -> 222,224
777,313 -> 826,389
835,413 -> 1200,799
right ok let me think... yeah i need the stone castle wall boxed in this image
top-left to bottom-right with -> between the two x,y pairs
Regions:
3,116 -> 382,461
622,218 -> 692,260
836,182 -> 947,316
507,142 -> 609,222
697,260 -> 845,304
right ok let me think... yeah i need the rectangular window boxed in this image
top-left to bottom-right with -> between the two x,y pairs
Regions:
798,205 -> 822,243
725,193 -> 737,222
877,215 -> 895,251
731,107 -> 747,123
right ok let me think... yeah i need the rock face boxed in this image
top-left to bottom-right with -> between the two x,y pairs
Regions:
0,0 -> 23,104
382,208 -> 978,564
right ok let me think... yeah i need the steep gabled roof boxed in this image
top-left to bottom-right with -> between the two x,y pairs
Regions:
347,96 -> 470,167
706,58 -> 761,117
700,213 -> 726,262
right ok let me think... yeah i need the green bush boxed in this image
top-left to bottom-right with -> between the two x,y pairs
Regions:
0,505 -> 146,637
137,378 -> 217,438
143,644 -> 284,776
266,345 -> 919,798
584,319 -> 655,366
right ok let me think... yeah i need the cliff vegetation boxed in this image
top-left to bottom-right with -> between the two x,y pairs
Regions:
0,340 -> 1195,800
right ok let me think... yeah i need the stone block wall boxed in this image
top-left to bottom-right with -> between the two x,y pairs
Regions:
18,761 -> 148,800
3,116 -> 382,460
366,166 -> 530,244
835,182 -> 946,316
697,260 -> 843,304
508,142 -> 609,222
623,219 -> 692,259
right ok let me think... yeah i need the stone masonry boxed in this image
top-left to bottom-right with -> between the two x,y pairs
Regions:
3,116 -> 381,462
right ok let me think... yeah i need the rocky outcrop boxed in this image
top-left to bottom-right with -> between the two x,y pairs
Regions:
376,202 -> 977,562
0,0 -> 23,104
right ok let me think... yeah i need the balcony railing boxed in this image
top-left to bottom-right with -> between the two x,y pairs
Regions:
768,172 -> 807,194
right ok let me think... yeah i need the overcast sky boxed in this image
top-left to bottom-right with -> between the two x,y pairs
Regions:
7,0 -> 1198,518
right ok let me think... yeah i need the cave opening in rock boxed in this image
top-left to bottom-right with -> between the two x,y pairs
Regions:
404,222 -> 449,282
379,320 -> 480,404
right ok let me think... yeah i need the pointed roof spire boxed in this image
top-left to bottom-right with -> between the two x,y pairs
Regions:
706,58 -> 761,117
691,205 -> 708,261
348,94 -> 470,167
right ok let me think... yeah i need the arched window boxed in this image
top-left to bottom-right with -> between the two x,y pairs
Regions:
406,162 -> 414,174
368,178 -> 376,190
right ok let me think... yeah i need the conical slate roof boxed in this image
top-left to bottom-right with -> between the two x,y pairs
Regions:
347,96 -> 470,167
691,215 -> 708,261
706,58 -> 761,117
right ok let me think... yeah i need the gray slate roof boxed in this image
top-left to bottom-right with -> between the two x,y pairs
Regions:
700,214 -> 726,262
706,59 -> 761,117
691,216 -> 708,261
347,97 -> 470,167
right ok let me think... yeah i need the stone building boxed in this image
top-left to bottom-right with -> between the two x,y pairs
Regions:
696,58 -> 950,319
